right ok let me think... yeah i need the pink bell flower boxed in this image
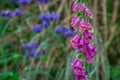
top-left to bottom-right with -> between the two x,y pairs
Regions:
85,8 -> 93,19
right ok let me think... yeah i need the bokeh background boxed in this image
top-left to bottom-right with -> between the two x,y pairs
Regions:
0,0 -> 120,80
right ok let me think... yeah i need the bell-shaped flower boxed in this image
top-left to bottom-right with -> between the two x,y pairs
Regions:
71,15 -> 78,23
85,8 -> 93,19
72,58 -> 83,76
77,39 -> 86,52
85,44 -> 97,64
83,30 -> 93,44
70,34 -> 81,49
79,4 -> 85,12
72,18 -> 81,30
72,1 -> 79,12
80,21 -> 94,33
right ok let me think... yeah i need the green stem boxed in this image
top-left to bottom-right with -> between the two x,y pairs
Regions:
0,45 -> 7,72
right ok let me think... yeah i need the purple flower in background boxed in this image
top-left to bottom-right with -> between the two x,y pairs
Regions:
31,42 -> 39,48
27,50 -> 45,58
38,0 -> 51,4
22,42 -> 39,50
22,44 -> 31,50
39,14 -> 50,21
50,13 -> 60,21
64,29 -> 75,38
42,21 -> 50,28
32,25 -> 43,33
14,9 -> 23,16
20,0 -> 32,6
10,0 -> 21,3
55,26 -> 65,35
10,0 -> 32,6
39,13 -> 60,22
1,10 -> 14,18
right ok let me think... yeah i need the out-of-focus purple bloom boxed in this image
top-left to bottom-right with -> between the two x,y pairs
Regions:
22,42 -> 39,50
39,14 -> 50,21
1,10 -> 14,18
64,29 -> 75,38
32,25 -> 43,33
39,13 -> 60,22
42,21 -> 50,28
55,26 -> 65,35
14,9 -> 23,16
10,0 -> 21,3
22,44 -> 31,50
20,0 -> 32,6
31,42 -> 39,49
50,13 -> 60,21
27,50 -> 44,58
38,0 -> 51,4
10,0 -> 32,6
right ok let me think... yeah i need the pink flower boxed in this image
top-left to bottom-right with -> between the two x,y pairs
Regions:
72,58 -> 88,80
72,58 -> 83,76
72,1 -> 79,12
72,18 -> 81,30
70,34 -> 81,49
77,39 -> 86,52
71,15 -> 78,23
76,75 -> 88,80
80,21 -> 94,33
83,30 -> 93,44
85,8 -> 93,19
79,4 -> 85,12
85,44 -> 97,64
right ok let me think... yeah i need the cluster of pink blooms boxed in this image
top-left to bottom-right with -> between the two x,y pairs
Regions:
70,0 -> 97,80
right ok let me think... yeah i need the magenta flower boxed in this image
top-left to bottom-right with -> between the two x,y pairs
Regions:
72,1 -> 79,12
70,34 -> 81,49
71,15 -> 78,23
77,39 -> 86,52
83,30 -> 93,44
85,8 -> 93,19
76,75 -> 88,80
85,44 -> 97,64
72,18 -> 81,30
79,4 -> 85,12
72,58 -> 88,80
72,58 -> 83,76
80,21 -> 94,33
71,0 -> 97,79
